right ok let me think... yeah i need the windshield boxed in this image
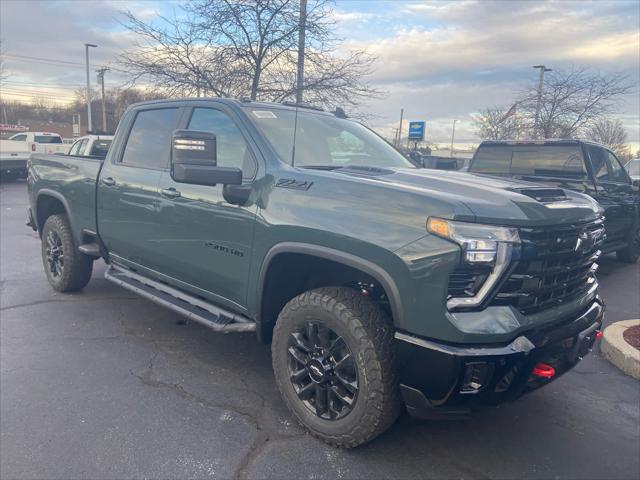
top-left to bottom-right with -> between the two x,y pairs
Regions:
470,145 -> 586,179
35,135 -> 62,144
626,159 -> 640,176
245,107 -> 414,169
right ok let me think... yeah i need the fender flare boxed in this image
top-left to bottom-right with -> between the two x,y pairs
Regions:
257,242 -> 404,339
35,189 -> 76,238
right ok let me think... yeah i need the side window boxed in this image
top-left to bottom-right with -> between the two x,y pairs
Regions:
78,139 -> 89,155
187,108 -> 256,178
605,151 -> 628,183
121,108 -> 179,169
68,140 -> 82,155
588,146 -> 609,180
11,134 -> 27,142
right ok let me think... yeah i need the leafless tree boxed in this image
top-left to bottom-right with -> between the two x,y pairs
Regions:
117,0 -> 379,111
586,117 -> 629,157
0,39 -> 7,83
472,106 -> 524,140
517,67 -> 634,138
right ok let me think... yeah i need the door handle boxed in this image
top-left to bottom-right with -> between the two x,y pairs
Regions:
101,177 -> 116,187
161,187 -> 181,199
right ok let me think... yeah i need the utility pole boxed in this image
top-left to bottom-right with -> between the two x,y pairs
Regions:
532,65 -> 551,138
296,0 -> 307,104
397,108 -> 404,147
96,67 -> 108,132
450,119 -> 458,157
84,43 -> 97,132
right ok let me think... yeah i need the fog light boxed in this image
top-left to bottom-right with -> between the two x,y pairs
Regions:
460,362 -> 491,394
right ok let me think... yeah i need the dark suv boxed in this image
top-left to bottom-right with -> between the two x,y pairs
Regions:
469,140 -> 640,263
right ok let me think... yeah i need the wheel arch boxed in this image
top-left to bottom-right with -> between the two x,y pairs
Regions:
256,242 -> 403,344
35,190 -> 77,241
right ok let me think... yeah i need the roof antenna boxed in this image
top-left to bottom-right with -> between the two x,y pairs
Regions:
290,97 -> 300,167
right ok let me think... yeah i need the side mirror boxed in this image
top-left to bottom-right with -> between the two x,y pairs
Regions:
171,129 -> 242,186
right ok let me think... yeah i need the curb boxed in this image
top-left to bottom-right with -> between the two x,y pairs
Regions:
600,319 -> 640,380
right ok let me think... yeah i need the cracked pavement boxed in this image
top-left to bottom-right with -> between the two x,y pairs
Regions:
1,179 -> 639,479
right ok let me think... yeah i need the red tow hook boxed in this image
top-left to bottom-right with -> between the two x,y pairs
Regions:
532,362 -> 556,379
596,330 -> 603,340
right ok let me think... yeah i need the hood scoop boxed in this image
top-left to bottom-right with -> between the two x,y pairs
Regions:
337,166 -> 395,177
509,187 -> 569,204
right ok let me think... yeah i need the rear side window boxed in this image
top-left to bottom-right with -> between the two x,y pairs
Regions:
121,108 -> 179,168
90,139 -> 112,158
35,135 -> 62,144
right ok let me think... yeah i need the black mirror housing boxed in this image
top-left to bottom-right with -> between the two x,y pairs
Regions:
172,129 -> 217,166
170,129 -> 242,186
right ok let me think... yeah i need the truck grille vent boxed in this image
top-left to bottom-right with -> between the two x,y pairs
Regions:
490,219 -> 605,314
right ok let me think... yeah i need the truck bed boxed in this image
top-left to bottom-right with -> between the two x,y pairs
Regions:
28,153 -> 102,242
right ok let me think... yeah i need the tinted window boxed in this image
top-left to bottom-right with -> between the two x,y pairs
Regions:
35,135 -> 62,144
11,134 -> 27,141
90,139 -> 112,158
121,108 -> 179,168
188,108 -> 256,178
605,151 -> 628,183
471,145 -> 586,178
587,146 -> 628,183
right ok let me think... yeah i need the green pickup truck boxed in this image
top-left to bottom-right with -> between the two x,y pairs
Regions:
27,99 -> 605,447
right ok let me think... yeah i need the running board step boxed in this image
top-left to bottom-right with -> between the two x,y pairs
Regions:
104,265 -> 256,333
78,242 -> 101,257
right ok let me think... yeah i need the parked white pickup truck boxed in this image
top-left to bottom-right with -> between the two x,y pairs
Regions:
0,132 -> 69,179
67,134 -> 114,159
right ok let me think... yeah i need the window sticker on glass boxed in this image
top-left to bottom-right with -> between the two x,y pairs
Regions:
252,110 -> 277,119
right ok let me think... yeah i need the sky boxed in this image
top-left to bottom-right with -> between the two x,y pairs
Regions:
1,0 -> 639,150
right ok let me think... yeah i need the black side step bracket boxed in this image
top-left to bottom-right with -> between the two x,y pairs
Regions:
104,265 -> 256,333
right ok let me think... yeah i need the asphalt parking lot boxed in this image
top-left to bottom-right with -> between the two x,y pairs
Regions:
1,178 -> 639,480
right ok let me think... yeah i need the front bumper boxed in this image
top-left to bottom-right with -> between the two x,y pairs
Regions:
395,298 -> 604,419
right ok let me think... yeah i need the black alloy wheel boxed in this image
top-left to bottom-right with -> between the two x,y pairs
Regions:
45,230 -> 65,278
287,322 -> 358,420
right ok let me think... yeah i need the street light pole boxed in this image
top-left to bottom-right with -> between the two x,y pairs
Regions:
532,65 -> 551,138
84,43 -> 97,132
450,119 -> 458,157
96,67 -> 109,132
296,0 -> 307,104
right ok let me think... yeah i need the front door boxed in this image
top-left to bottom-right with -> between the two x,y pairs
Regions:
155,107 -> 260,312
97,107 -> 181,273
585,145 -> 638,246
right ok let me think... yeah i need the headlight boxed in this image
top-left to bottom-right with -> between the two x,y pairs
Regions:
427,218 -> 520,310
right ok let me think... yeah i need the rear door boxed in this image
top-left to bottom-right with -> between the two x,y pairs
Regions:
584,145 -> 638,246
155,106 -> 260,311
97,106 -> 182,273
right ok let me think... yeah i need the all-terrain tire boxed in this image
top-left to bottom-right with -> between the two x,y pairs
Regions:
272,287 -> 401,448
616,226 -> 640,263
41,214 -> 93,292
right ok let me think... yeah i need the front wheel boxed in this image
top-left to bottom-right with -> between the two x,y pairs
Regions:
272,287 -> 401,448
616,226 -> 640,263
41,214 -> 93,292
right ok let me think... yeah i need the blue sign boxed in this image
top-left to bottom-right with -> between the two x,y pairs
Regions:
408,121 -> 426,140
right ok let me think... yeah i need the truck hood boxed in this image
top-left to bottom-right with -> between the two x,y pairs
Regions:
336,167 -> 602,227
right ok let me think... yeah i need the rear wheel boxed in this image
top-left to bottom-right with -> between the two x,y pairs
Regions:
616,226 -> 640,263
272,287 -> 401,448
41,214 -> 93,292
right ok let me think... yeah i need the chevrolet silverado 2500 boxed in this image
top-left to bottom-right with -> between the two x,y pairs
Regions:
27,99 -> 605,447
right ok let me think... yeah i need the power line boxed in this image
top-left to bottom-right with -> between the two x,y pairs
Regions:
4,53 -> 86,66
2,80 -> 84,89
